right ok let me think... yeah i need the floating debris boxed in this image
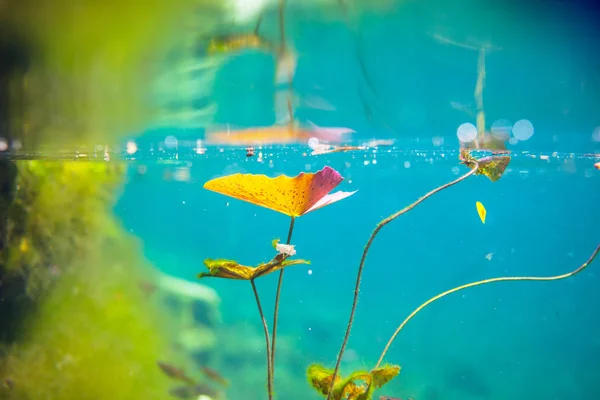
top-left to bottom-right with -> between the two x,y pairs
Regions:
311,145 -> 367,156
476,201 -> 487,224
365,139 -> 395,147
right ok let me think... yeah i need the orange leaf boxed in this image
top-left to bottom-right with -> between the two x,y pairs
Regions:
203,166 -> 356,217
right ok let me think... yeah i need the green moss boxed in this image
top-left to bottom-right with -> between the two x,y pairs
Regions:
0,161 -> 125,298
0,161 -> 197,399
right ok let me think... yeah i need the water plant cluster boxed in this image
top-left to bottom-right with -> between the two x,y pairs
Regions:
198,148 -> 599,399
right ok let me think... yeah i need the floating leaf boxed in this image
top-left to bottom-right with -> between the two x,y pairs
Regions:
476,201 -> 486,224
370,365 -> 401,389
459,149 -> 510,182
206,33 -> 273,54
205,124 -> 353,146
204,166 -> 357,217
477,156 -> 510,182
198,254 -> 309,280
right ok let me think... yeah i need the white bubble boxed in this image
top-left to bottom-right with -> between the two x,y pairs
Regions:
307,137 -> 320,150
126,141 -> 137,154
0,138 -> 7,151
491,119 -> 512,140
592,126 -> 600,142
165,135 -> 178,148
457,123 -> 478,143
308,269 -> 313,275
512,119 -> 534,141
404,161 -> 411,168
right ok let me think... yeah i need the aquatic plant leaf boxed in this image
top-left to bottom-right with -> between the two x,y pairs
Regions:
331,379 -> 362,400
203,166 -> 355,217
308,363 -> 389,399
459,149 -> 510,182
305,190 -> 358,214
370,365 -> 401,388
355,383 -> 375,400
334,371 -> 371,399
206,33 -> 273,55
198,255 -> 310,281
476,201 -> 486,224
307,364 -> 340,396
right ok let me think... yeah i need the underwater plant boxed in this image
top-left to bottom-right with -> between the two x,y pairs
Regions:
200,166 -> 357,399
200,148 -> 598,400
0,160 -> 205,400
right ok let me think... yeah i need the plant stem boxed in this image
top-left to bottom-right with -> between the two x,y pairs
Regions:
254,12 -> 264,35
325,165 -> 479,400
374,244 -> 600,369
251,279 -> 273,400
277,0 -> 294,127
270,216 -> 295,384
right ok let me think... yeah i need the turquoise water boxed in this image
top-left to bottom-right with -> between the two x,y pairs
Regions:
106,2 -> 600,397
1,0 -> 599,399
115,143 -> 599,399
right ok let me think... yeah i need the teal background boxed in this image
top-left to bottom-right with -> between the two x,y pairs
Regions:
117,0 -> 600,398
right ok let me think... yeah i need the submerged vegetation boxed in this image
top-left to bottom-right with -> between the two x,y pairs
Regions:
0,161 -> 202,399
201,145 -> 599,400
0,0 -> 597,399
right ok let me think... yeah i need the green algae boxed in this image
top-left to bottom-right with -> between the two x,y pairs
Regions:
0,160 -> 198,400
0,0 -> 227,148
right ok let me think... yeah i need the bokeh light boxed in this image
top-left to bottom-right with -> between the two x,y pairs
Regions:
457,122 -> 477,143
126,141 -> 138,155
592,126 -> 600,142
165,135 -> 178,149
307,137 -> 320,150
512,119 -> 534,141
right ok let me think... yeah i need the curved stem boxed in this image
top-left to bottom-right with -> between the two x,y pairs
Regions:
325,165 -> 479,400
254,12 -> 264,35
251,279 -> 273,400
270,217 -> 295,383
375,244 -> 600,369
